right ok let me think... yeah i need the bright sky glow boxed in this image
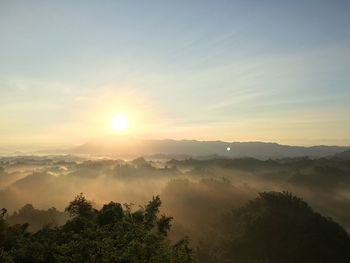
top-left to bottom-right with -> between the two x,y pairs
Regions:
0,0 -> 349,148
112,114 -> 129,132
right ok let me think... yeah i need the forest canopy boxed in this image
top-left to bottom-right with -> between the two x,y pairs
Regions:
1,191 -> 350,263
197,191 -> 350,263
0,195 -> 192,263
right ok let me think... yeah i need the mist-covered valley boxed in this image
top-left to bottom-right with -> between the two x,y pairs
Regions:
1,153 -> 350,241
2,151 -> 350,262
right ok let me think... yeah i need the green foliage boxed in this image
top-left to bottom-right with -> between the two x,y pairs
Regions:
0,194 -> 192,263
0,248 -> 13,263
144,196 -> 162,229
157,214 -> 173,236
198,191 -> 350,263
65,193 -> 95,218
97,202 -> 123,225
4,190 -> 349,263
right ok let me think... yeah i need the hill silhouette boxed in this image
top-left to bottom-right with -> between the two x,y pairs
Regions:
197,192 -> 350,263
73,139 -> 350,159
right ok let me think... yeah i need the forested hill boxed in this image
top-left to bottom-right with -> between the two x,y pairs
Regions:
1,192 -> 350,262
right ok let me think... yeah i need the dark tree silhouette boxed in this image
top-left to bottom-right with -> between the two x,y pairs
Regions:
97,202 -> 123,225
0,194 -> 192,263
65,193 -> 95,218
197,191 -> 350,263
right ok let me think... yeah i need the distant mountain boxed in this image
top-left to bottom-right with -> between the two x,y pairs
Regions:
72,139 -> 350,159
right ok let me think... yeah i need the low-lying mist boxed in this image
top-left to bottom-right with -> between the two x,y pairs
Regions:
1,155 -> 350,240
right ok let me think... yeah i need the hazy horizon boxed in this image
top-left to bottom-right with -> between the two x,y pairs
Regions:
1,137 -> 350,153
0,137 -> 349,160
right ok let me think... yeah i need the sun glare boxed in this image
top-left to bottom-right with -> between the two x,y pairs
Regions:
112,114 -> 129,132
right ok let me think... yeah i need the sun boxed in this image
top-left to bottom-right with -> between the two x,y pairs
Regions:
111,114 -> 129,132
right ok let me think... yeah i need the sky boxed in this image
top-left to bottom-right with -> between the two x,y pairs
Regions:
0,0 -> 349,148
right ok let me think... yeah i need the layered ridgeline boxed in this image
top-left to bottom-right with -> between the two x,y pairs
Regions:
73,138 -> 350,159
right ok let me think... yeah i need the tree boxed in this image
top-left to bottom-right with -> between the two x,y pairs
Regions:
65,193 -> 95,218
0,195 -> 192,263
97,202 -> 123,225
198,191 -> 350,263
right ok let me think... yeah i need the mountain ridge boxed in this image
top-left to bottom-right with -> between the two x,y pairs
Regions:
72,139 -> 350,159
